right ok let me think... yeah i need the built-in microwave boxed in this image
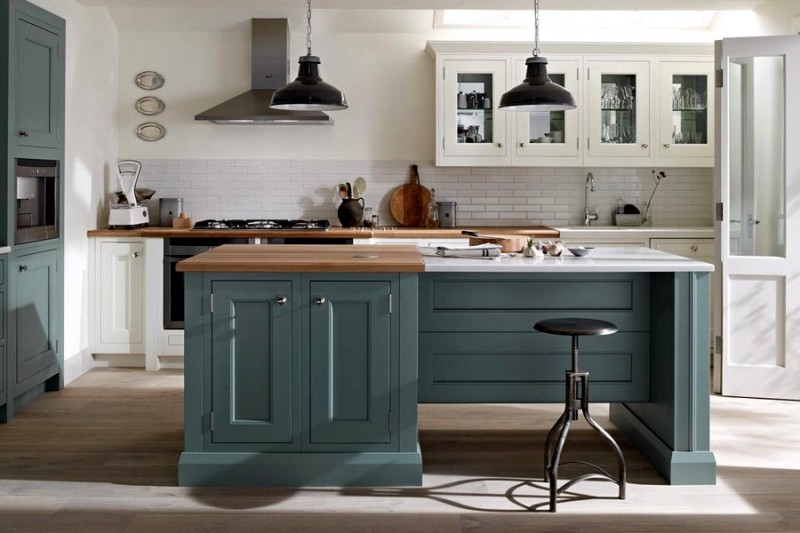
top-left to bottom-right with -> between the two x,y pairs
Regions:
15,158 -> 59,245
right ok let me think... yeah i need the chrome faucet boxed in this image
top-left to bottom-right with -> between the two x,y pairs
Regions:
583,172 -> 598,225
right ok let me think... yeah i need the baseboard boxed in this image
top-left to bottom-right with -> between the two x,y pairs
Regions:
93,353 -> 146,368
64,348 -> 94,385
158,355 -> 185,369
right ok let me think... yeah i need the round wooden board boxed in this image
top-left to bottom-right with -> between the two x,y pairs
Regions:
390,184 -> 431,227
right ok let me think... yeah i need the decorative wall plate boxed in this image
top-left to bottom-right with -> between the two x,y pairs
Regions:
135,96 -> 165,116
135,122 -> 166,142
135,71 -> 165,90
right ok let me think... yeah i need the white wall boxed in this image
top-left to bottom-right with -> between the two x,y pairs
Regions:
753,1 -> 800,35
28,0 -> 119,384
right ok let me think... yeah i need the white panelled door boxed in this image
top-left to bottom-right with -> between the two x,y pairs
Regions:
716,36 -> 800,400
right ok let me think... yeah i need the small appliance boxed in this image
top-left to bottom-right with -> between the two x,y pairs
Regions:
109,160 -> 149,229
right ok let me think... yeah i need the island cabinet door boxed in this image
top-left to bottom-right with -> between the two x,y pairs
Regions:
307,280 -> 393,449
211,281 -> 295,446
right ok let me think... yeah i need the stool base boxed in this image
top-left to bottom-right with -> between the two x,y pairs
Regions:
544,370 -> 626,512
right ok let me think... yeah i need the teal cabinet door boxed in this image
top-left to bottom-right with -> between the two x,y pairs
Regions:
0,257 -> 6,404
15,249 -> 57,384
15,17 -> 61,150
308,280 -> 392,446
211,280 -> 295,446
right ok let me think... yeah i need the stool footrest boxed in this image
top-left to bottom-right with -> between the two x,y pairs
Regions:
556,472 -> 625,497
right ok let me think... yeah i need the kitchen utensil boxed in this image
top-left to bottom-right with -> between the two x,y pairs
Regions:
337,184 -> 348,199
136,122 -> 166,142
172,212 -> 192,229
159,198 -> 183,227
109,160 -> 150,228
353,176 -> 367,199
390,164 -> 432,227
438,201 -> 457,228
346,182 -> 353,199
116,160 -> 142,207
135,96 -> 165,116
135,71 -> 165,90
461,230 -> 526,253
115,188 -> 156,204
623,203 -> 641,214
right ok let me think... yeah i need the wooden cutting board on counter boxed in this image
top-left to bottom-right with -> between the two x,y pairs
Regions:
390,164 -> 432,227
462,231 -> 528,253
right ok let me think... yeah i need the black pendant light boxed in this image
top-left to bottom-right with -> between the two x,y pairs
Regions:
499,0 -> 576,111
270,0 -> 348,111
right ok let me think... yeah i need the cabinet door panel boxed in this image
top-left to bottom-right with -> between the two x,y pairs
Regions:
16,19 -> 60,150
309,281 -> 391,445
16,250 -> 58,383
211,281 -> 294,444
98,242 -> 144,348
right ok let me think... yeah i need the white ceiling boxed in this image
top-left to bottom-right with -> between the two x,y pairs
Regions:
75,0 -> 776,10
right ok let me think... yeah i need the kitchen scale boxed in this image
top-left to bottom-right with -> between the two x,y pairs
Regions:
109,160 -> 149,229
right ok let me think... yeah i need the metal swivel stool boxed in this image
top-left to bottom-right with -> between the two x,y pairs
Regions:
534,318 -> 626,512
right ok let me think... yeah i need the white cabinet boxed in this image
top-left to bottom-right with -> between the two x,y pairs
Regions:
650,238 -> 714,260
93,238 -> 145,355
429,42 -> 714,168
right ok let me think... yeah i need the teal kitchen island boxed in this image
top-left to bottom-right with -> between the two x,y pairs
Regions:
177,244 -> 715,487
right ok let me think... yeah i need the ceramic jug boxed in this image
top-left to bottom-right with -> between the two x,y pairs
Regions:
337,198 -> 365,228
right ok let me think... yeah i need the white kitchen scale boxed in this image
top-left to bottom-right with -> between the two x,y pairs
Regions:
109,160 -> 149,229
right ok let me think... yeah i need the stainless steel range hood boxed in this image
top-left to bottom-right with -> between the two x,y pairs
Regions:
194,19 -> 332,125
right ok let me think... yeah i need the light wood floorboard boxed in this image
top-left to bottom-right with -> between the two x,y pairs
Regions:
0,368 -> 798,532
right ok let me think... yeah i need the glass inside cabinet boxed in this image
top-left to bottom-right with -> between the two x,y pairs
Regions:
456,73 -> 494,144
600,73 -> 637,145
671,74 -> 708,145
526,73 -> 566,144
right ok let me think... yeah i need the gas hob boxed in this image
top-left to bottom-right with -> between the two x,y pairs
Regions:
192,219 -> 331,230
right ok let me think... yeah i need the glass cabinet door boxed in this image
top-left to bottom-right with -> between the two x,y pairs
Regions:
514,58 -> 581,162
441,59 -> 509,165
658,61 -> 714,161
586,60 -> 651,159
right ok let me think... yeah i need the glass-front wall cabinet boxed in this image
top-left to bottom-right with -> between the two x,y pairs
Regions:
440,59 -> 509,165
658,61 -> 714,161
586,60 -> 651,160
515,58 -> 581,163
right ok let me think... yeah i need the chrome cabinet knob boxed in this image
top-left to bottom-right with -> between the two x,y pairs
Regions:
641,143 -> 649,148
18,130 -> 29,137
276,296 -> 288,305
133,251 -> 140,258
314,296 -> 326,306
691,245 -> 698,252
519,142 -> 526,147
663,143 -> 670,148
497,142 -> 504,148
19,265 -> 28,272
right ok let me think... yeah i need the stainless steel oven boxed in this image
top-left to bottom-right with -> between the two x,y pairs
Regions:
163,237 -> 249,329
15,158 -> 59,244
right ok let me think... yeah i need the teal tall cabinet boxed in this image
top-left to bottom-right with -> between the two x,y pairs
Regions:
0,0 -> 65,423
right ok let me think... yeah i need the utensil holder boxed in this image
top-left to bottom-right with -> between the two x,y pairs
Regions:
337,198 -> 365,228
614,213 -> 642,226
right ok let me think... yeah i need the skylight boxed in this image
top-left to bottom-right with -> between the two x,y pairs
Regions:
435,10 -> 723,30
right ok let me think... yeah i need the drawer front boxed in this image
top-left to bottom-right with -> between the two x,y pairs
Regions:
0,257 -> 5,288
651,239 -> 714,260
419,332 -> 650,403
419,273 -> 650,332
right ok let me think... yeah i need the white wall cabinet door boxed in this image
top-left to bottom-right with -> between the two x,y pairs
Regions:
438,58 -> 510,166
513,57 -> 582,165
657,60 -> 715,166
585,59 -> 652,164
95,239 -> 145,354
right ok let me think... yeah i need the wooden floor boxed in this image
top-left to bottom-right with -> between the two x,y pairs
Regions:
0,369 -> 798,532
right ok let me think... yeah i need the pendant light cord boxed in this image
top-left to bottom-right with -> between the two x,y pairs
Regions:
533,0 -> 541,57
306,0 -> 313,56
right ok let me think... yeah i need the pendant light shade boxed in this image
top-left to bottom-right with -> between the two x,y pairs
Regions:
269,0 -> 347,112
499,0 -> 576,112
499,56 -> 576,111
270,55 -> 348,111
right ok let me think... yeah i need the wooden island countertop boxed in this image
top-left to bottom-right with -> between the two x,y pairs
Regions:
176,244 -> 425,273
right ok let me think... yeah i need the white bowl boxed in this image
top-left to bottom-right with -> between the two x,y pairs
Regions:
568,246 -> 594,257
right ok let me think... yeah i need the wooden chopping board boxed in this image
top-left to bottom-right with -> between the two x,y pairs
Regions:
390,164 -> 432,227
462,231 -> 527,253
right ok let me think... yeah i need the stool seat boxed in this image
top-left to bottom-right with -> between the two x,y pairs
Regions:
534,318 -> 618,337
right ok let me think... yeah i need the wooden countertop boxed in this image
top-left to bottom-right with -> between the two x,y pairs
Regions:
87,226 -> 560,239
176,244 -> 426,273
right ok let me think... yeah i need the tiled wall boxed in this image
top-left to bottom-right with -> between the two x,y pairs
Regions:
134,159 -> 713,227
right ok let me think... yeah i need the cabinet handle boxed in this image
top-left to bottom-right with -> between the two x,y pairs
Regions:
663,143 -> 670,148
314,296 -> 326,306
19,265 -> 28,272
18,130 -> 29,137
276,296 -> 288,305
519,142 -> 526,147
641,144 -> 649,149
133,251 -> 140,258
691,245 -> 698,252
497,142 -> 504,148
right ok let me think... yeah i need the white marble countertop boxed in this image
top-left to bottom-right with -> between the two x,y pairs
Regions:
421,246 -> 714,273
0,246 -> 10,255
553,226 -> 714,239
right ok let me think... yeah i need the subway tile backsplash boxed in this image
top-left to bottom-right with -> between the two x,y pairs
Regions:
135,160 -> 713,227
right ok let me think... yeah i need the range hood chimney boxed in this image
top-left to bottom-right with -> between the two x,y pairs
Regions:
194,19 -> 332,125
